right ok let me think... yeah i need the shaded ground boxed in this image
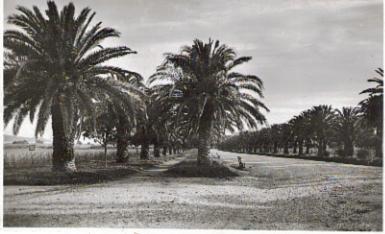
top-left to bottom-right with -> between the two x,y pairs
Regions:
4,149 -> 382,230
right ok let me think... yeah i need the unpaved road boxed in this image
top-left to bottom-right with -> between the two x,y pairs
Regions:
4,149 -> 382,230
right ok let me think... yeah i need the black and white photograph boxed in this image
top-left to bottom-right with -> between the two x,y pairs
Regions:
2,0 -> 383,231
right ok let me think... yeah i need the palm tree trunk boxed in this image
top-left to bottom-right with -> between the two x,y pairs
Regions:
344,140 -> 354,157
104,139 -> 108,168
197,101 -> 213,165
298,139 -> 303,156
140,142 -> 149,160
323,140 -> 328,156
273,142 -> 278,153
293,140 -> 298,154
317,140 -> 323,157
116,117 -> 129,163
375,125 -> 382,158
154,142 -> 160,158
305,139 -> 311,154
51,97 -> 76,173
284,142 -> 289,154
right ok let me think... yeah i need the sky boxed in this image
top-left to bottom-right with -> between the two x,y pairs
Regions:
3,0 -> 383,139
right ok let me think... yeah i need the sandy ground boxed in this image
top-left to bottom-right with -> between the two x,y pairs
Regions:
3,149 -> 382,230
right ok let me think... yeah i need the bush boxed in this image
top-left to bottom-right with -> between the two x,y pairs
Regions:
357,149 -> 369,160
323,151 -> 330,157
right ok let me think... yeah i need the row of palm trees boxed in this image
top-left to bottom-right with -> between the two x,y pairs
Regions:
218,68 -> 383,161
4,2 -> 269,172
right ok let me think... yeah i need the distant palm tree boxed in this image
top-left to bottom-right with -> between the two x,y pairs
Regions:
289,114 -> 308,156
4,2 -> 137,172
279,123 -> 292,154
270,124 -> 282,153
358,68 -> 383,158
149,39 -> 268,164
308,105 -> 336,157
334,107 -> 360,157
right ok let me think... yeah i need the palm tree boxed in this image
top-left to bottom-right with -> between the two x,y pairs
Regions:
358,68 -> 383,158
149,39 -> 268,165
308,105 -> 336,157
334,107 -> 360,157
270,124 -> 282,153
289,115 -> 307,156
279,123 -> 292,154
113,74 -> 144,163
4,2 -> 138,172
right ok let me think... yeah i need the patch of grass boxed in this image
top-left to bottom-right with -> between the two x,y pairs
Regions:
164,159 -> 239,178
4,167 -> 137,186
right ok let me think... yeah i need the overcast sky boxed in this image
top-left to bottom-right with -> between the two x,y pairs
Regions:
3,0 -> 383,139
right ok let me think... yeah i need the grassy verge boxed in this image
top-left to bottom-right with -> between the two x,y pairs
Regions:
3,166 -> 138,186
228,151 -> 383,167
4,151 -> 184,186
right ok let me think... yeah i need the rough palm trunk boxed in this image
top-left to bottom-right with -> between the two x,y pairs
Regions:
116,117 -> 129,163
154,143 -> 160,158
375,125 -> 382,159
344,140 -> 354,157
273,142 -> 278,153
197,100 -> 213,165
317,140 -> 324,157
323,140 -> 328,156
293,140 -> 297,154
298,139 -> 303,156
140,142 -> 149,160
103,137 -> 108,168
306,139 -> 311,154
51,96 -> 77,173
284,142 -> 289,154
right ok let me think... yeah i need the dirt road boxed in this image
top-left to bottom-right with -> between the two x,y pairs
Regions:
4,150 -> 382,230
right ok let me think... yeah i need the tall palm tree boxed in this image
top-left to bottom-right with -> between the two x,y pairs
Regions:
308,105 -> 336,157
4,2 -> 138,172
334,107 -> 360,157
113,74 -> 144,163
358,68 -> 383,158
149,39 -> 268,165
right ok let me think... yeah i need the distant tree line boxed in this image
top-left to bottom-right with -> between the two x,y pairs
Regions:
218,68 -> 383,164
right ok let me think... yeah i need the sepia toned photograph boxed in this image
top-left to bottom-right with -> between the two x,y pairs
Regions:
2,0 -> 383,231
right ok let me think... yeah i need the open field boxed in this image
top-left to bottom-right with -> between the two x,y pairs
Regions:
4,144 -> 142,169
4,149 -> 382,230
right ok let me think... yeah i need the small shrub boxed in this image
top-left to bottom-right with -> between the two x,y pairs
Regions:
357,149 -> 369,160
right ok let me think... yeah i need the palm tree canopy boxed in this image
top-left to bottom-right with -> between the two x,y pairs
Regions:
148,38 -> 269,134
358,68 -> 383,128
334,106 -> 360,141
359,68 -> 383,95
4,1 -> 138,137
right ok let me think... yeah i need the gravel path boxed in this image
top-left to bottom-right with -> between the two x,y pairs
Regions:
4,149 -> 382,230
